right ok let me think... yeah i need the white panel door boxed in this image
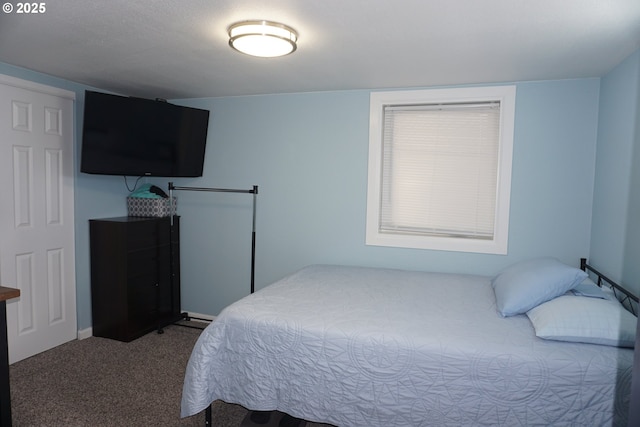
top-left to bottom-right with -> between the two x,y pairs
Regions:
0,75 -> 77,364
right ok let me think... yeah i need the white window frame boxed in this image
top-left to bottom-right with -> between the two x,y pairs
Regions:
366,85 -> 516,254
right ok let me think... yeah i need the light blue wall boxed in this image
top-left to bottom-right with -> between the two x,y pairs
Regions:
0,61 -> 607,324
626,70 -> 640,295
169,79 -> 600,316
591,50 -> 640,295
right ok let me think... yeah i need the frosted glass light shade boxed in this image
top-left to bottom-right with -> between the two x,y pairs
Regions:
228,20 -> 298,58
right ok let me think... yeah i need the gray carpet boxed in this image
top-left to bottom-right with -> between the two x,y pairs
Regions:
9,322 -> 334,427
9,323 -> 220,426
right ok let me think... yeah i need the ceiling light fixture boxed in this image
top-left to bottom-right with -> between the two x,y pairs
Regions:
228,20 -> 298,58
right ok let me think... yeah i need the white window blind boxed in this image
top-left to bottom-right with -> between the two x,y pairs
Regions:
366,85 -> 515,254
380,102 -> 500,239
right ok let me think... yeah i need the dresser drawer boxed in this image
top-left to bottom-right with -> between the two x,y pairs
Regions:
126,221 -> 162,250
127,247 -> 159,278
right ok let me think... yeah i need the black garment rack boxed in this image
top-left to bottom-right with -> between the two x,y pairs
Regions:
167,183 -> 258,425
168,182 -> 259,295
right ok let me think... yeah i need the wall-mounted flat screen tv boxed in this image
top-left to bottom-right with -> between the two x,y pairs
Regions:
80,90 -> 210,177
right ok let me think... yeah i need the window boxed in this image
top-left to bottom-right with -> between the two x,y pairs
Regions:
366,86 -> 516,254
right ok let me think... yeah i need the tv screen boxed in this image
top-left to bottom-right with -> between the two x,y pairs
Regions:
80,91 -> 210,177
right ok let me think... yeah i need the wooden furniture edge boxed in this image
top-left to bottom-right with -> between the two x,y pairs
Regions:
0,287 -> 20,302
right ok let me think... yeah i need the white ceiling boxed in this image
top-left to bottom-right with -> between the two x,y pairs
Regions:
0,0 -> 639,100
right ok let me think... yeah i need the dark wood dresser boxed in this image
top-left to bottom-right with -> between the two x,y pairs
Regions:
89,216 -> 181,342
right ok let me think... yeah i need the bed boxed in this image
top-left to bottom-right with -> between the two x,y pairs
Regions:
181,258 -> 637,426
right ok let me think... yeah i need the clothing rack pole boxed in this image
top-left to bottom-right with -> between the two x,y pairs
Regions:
168,182 -> 259,295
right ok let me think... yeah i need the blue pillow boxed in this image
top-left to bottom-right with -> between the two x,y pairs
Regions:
569,278 -> 610,299
527,295 -> 637,347
492,257 -> 587,317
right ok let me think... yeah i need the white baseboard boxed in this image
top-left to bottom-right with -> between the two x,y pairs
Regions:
77,327 -> 93,340
185,311 -> 217,323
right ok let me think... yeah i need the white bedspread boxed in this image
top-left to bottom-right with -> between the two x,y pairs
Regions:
181,265 -> 633,426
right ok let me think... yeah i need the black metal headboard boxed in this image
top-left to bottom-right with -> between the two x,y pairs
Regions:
580,258 -> 639,315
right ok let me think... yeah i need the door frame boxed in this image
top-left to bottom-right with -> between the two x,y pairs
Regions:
0,73 -> 77,363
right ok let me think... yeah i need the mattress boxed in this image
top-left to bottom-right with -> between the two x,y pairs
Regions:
181,265 -> 633,426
